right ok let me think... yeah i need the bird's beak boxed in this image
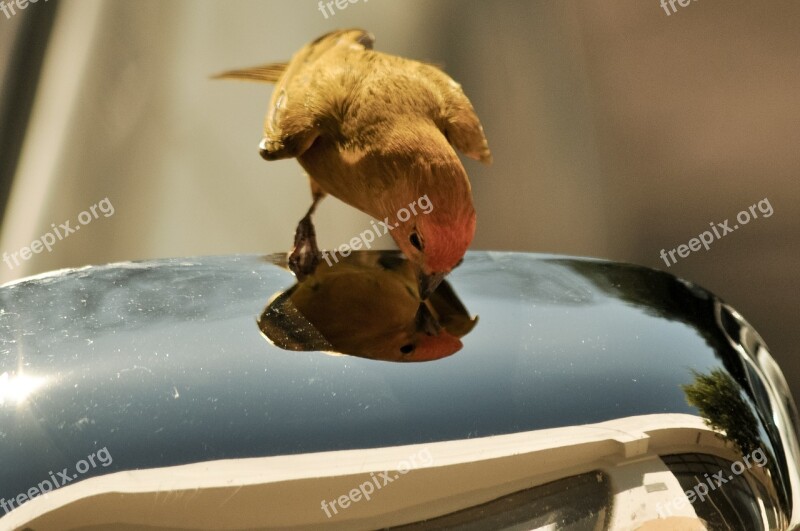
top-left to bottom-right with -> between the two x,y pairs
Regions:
418,272 -> 446,300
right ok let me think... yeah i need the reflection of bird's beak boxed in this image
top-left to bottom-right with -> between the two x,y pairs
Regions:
415,304 -> 442,336
418,272 -> 446,300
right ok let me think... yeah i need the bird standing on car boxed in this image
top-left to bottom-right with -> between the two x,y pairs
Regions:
216,28 -> 491,298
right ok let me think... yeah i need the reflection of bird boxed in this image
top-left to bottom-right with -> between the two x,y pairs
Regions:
216,29 -> 491,298
258,251 -> 477,362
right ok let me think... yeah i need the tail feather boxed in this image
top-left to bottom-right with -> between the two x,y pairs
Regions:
212,62 -> 288,83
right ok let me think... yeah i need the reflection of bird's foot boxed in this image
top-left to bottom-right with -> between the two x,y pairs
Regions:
288,214 -> 321,281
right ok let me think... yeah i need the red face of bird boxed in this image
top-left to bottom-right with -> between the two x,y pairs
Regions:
391,202 -> 476,300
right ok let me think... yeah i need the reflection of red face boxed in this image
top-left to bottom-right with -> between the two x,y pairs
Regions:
258,249 -> 476,363
407,331 -> 463,362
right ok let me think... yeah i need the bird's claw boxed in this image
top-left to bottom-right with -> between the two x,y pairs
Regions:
288,214 -> 321,281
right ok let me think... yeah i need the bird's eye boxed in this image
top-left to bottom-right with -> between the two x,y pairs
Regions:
409,232 -> 423,251
400,344 -> 415,354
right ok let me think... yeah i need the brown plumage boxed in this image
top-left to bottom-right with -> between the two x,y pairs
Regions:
216,29 -> 491,298
257,251 -> 478,362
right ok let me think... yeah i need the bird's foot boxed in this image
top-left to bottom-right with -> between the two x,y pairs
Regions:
288,214 -> 321,281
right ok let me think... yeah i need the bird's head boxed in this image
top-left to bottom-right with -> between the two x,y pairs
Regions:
367,121 -> 481,299
390,195 -> 476,299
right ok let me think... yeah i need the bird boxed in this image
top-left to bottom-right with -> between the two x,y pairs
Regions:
257,250 -> 478,362
216,28 -> 491,299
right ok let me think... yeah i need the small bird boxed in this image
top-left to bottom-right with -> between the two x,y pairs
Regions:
258,250 -> 478,362
216,29 -> 491,298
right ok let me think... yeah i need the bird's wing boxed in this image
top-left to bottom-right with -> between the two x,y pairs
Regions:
421,64 -> 493,164
230,29 -> 375,161
212,27 -> 372,85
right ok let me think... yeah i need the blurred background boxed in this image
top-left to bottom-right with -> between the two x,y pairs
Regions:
0,0 -> 797,394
